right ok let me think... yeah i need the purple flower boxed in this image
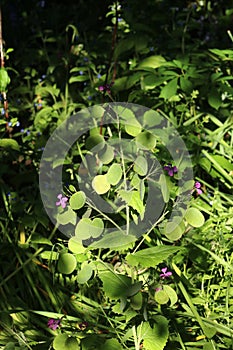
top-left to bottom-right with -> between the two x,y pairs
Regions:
192,181 -> 203,195
47,318 -> 61,330
164,164 -> 178,177
56,194 -> 68,209
160,267 -> 172,279
155,287 -> 162,292
98,82 -> 114,94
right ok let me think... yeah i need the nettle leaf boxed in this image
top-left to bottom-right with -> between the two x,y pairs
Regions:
118,190 -> 145,218
140,317 -> 169,350
70,191 -> 86,210
57,253 -> 77,274
98,271 -> 132,299
126,246 -> 181,268
160,78 -> 178,99
75,218 -> 104,240
133,155 -> 148,176
185,207 -> 205,227
107,163 -> 122,185
92,174 -> 111,194
56,207 -> 76,225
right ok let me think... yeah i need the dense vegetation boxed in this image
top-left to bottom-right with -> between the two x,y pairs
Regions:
0,1 -> 233,349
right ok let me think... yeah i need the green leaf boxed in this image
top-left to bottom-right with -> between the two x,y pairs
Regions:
106,163 -> 123,185
65,337 -> 80,350
102,339 -> 123,350
69,75 -> 89,83
98,271 -> 132,299
160,78 -> 178,99
140,317 -> 169,350
154,290 -> 169,304
131,292 -> 143,310
75,218 -> 104,240
185,207 -> 205,227
133,155 -> 148,176
0,138 -> 20,151
98,144 -> 114,164
70,191 -> 86,210
208,88 -> 222,109
57,253 -> 77,274
85,134 -> 105,151
135,131 -> 156,150
92,174 -> 111,194
137,55 -> 166,69
56,207 -> 77,225
125,118 -> 142,137
89,231 -> 136,249
159,174 -> 169,203
163,285 -> 178,307
68,237 -> 86,254
77,263 -> 93,284
53,334 -> 68,350
126,246 -> 181,268
143,110 -> 163,128
0,68 -> 11,91
179,76 -> 193,93
163,221 -> 185,241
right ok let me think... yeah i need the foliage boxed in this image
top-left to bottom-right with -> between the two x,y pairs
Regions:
0,1 -> 233,349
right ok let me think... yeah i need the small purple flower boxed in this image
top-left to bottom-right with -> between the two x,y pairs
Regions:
155,287 -> 162,292
56,194 -> 68,209
164,164 -> 178,177
47,318 -> 61,330
193,181 -> 203,195
160,267 -> 172,279
98,82 -> 114,94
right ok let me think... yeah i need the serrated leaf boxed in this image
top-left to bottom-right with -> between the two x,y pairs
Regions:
126,246 -> 181,268
140,317 -> 169,350
98,271 -> 132,299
